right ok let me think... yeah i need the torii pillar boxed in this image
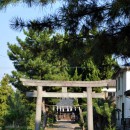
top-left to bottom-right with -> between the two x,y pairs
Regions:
87,87 -> 93,130
35,86 -> 42,130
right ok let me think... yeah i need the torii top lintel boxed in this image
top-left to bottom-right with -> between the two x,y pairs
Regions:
20,78 -> 116,88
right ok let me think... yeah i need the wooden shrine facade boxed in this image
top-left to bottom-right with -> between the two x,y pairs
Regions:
20,78 -> 116,130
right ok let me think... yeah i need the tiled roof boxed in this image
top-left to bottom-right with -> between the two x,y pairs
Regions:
56,98 -> 74,107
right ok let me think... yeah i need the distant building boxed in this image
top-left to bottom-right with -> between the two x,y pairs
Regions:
116,66 -> 130,129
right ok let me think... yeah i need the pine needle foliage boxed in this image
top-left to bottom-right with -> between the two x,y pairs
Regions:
1,0 -> 130,58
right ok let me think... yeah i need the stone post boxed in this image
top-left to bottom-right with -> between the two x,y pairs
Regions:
42,99 -> 47,129
87,87 -> 94,130
35,86 -> 42,130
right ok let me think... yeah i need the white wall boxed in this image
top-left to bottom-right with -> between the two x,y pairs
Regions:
116,71 -> 126,125
116,70 -> 130,120
124,71 -> 130,118
116,71 -> 127,97
126,71 -> 130,91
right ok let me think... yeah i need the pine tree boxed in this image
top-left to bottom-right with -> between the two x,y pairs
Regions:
8,29 -> 70,92
1,0 -> 130,59
94,100 -> 116,130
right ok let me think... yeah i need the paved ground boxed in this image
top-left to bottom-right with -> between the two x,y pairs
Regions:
46,121 -> 82,130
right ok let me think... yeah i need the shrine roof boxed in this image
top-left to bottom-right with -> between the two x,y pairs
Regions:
56,98 -> 74,107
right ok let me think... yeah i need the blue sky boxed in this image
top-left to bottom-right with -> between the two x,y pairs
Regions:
0,2 -> 61,80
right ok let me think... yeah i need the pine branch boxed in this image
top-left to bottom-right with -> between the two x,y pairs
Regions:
10,15 -> 63,31
0,0 -> 56,9
10,17 -> 25,31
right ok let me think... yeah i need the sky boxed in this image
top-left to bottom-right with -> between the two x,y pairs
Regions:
0,2 -> 61,80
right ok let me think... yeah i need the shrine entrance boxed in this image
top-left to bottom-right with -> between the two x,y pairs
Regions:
56,98 -> 76,121
58,112 -> 72,121
20,78 -> 116,130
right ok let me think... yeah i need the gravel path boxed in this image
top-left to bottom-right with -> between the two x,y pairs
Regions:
46,121 -> 81,130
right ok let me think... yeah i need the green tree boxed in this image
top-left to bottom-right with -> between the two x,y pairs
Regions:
5,90 -> 31,126
0,75 -> 14,126
94,100 -> 116,130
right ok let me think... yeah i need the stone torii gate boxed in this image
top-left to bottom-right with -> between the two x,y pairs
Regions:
20,78 -> 116,130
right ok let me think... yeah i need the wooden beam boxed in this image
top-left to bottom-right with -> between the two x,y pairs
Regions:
26,91 -> 105,98
20,78 -> 116,87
